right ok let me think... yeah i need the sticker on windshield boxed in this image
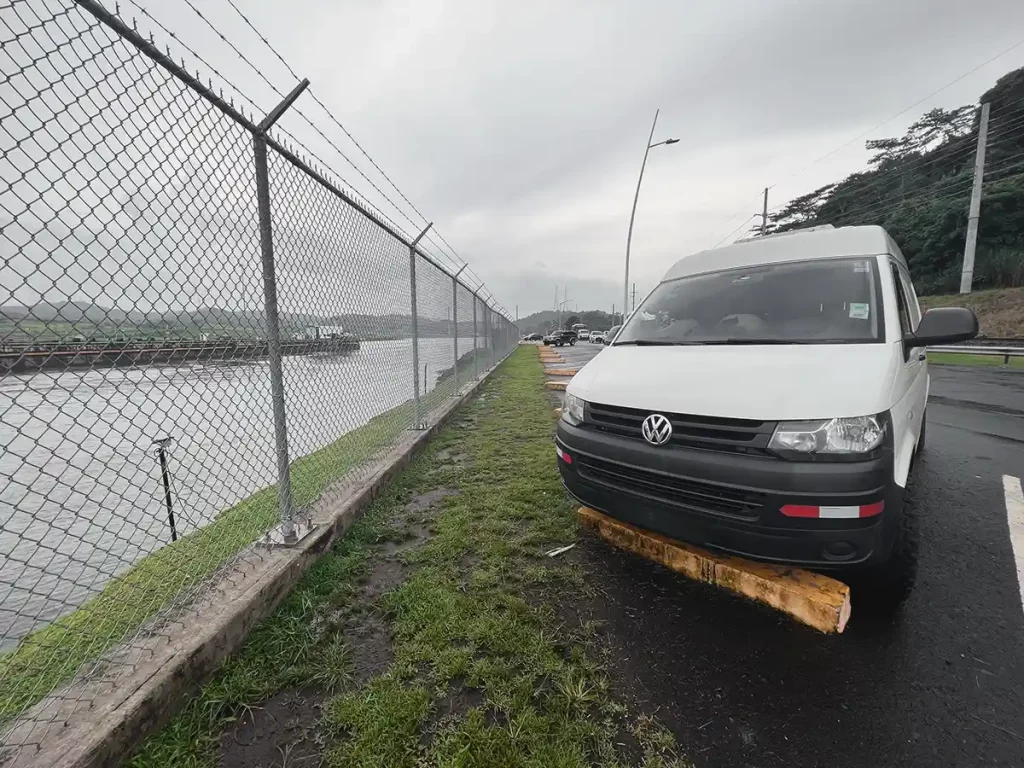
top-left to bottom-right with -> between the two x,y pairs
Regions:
852,261 -> 870,272
849,302 -> 870,319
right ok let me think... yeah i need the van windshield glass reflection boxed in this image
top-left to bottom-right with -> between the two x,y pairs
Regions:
614,257 -> 882,346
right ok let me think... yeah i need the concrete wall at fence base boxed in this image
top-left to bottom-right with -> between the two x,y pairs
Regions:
3,352 -> 513,768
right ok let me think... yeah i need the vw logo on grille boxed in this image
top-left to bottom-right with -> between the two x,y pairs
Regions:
641,414 -> 673,446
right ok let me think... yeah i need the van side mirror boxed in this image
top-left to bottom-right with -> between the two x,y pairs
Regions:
907,307 -> 979,346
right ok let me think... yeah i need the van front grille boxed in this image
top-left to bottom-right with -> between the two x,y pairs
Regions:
576,454 -> 765,520
585,402 -> 776,455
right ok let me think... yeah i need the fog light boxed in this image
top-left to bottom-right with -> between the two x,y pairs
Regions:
822,541 -> 857,562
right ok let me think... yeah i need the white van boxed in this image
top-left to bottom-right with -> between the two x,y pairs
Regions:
556,225 -> 978,609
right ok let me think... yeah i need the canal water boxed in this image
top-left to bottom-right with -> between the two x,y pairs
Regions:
0,337 -> 483,648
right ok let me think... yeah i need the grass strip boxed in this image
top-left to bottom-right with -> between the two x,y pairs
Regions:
0,366 -> 482,727
130,347 -> 687,768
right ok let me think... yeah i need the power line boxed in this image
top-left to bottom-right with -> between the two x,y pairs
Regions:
704,192 -> 772,249
777,37 -> 1024,186
711,214 -> 761,248
708,44 -> 1024,247
759,107 -> 1024,224
762,143 -> 981,219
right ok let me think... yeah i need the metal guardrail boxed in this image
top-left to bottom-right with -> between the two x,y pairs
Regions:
929,346 -> 1024,363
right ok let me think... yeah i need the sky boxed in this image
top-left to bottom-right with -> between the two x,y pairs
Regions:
5,0 -> 1024,321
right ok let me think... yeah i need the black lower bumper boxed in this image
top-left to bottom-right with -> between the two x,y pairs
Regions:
556,421 -> 903,569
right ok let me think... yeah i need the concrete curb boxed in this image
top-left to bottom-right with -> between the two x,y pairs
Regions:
7,353 -> 513,768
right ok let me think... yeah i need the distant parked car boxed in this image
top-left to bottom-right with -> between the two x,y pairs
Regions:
543,330 -> 577,347
577,329 -> 590,340
523,333 -> 543,341
590,331 -> 606,344
603,325 -> 621,344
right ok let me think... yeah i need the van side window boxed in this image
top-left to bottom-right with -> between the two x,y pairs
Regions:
898,267 -> 922,330
890,264 -> 911,334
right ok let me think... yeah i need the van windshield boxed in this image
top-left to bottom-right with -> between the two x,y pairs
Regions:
614,257 -> 882,346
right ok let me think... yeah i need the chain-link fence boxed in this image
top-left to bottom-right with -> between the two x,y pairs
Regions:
0,0 -> 517,755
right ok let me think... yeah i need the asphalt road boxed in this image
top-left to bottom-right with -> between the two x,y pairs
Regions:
543,342 -> 1024,768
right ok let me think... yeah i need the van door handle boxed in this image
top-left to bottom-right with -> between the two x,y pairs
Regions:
917,353 -> 927,361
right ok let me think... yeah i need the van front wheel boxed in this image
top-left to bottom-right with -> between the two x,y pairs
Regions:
849,484 -> 919,614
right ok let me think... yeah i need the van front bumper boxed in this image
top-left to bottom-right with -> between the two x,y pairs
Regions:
556,421 -> 903,569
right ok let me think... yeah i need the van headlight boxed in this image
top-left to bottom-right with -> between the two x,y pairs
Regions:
768,415 -> 885,457
562,393 -> 585,426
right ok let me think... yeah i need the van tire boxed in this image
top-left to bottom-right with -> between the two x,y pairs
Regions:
850,484 -> 919,615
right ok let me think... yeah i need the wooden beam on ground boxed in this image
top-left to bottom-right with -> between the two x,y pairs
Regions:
543,368 -> 577,376
544,381 -> 567,391
577,507 -> 851,634
553,407 -> 562,419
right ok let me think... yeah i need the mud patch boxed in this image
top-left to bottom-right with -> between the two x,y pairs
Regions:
220,689 -> 324,768
380,521 -> 433,554
345,614 -> 394,685
405,487 -> 458,514
420,682 -> 487,745
362,559 -> 409,602
435,450 -> 470,467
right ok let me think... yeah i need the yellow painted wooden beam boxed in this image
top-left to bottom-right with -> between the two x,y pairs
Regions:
544,381 -> 568,391
553,407 -> 562,419
544,368 -> 578,376
577,507 -> 851,634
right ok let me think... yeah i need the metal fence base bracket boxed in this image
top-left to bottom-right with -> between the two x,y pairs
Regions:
261,517 -> 317,548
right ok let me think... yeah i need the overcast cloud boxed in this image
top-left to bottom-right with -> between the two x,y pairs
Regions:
85,0 -> 1024,315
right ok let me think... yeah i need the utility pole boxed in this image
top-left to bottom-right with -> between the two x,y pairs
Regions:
761,187 -> 769,236
960,102 -> 991,294
612,303 -> 616,325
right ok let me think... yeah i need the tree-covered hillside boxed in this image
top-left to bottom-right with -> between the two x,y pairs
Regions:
765,67 -> 1024,295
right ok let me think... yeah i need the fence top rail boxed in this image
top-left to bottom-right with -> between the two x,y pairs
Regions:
70,0 -> 513,324
928,345 -> 1024,355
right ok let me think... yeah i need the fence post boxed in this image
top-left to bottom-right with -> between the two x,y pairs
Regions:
960,101 -> 990,294
409,224 -> 433,429
452,266 -> 466,392
472,293 -> 479,379
252,79 -> 308,543
487,304 -> 494,366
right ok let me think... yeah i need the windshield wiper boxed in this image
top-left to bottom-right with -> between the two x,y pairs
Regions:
699,338 -> 819,345
613,339 -> 706,346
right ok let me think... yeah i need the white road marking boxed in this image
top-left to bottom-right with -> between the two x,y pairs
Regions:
1003,475 -> 1024,613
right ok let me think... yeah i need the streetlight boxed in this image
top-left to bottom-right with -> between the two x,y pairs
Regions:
624,109 -> 678,325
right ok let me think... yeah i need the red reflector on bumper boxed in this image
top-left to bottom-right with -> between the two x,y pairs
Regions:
781,501 -> 884,519
555,445 -> 571,464
780,505 -> 819,518
858,500 -> 884,518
